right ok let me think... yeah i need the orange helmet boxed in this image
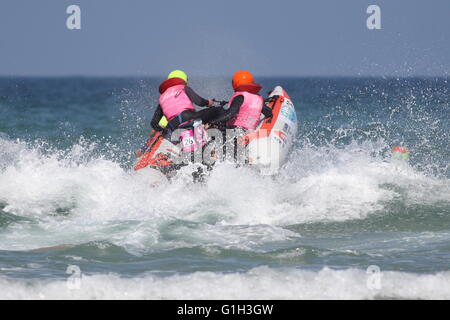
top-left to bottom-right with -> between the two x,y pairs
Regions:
232,70 -> 254,90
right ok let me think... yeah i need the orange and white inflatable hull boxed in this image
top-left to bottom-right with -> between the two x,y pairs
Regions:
133,131 -> 178,184
243,86 -> 298,174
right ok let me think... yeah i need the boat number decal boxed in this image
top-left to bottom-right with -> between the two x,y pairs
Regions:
182,136 -> 195,147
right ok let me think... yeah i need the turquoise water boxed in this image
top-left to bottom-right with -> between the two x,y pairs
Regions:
0,77 -> 449,299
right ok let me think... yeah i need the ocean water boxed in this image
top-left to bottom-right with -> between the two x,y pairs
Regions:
0,77 -> 449,299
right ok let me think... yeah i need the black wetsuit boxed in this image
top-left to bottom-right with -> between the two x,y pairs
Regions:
150,86 -> 220,132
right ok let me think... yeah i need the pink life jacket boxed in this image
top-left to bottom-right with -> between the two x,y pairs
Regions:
159,84 -> 195,121
227,91 -> 264,130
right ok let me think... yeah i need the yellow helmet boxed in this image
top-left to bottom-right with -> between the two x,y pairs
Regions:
167,70 -> 188,83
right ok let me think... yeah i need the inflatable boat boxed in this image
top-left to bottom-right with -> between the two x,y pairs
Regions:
133,86 -> 298,182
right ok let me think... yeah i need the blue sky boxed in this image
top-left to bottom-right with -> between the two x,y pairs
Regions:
0,0 -> 449,77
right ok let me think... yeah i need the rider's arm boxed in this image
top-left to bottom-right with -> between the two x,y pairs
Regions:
150,105 -> 164,131
209,95 -> 244,124
184,86 -> 210,107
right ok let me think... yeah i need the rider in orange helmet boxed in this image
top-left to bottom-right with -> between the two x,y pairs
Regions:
210,70 -> 272,130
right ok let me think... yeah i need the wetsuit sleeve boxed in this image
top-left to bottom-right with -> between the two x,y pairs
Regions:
150,105 -> 164,131
262,104 -> 273,118
184,86 -> 209,107
209,95 -> 244,124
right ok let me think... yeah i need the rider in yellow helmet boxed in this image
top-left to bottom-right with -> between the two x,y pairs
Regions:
151,70 -> 186,134
136,70 -> 222,157
151,69 -> 223,131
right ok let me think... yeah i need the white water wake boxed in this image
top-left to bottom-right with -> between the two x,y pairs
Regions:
1,266 -> 449,299
0,136 -> 448,253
